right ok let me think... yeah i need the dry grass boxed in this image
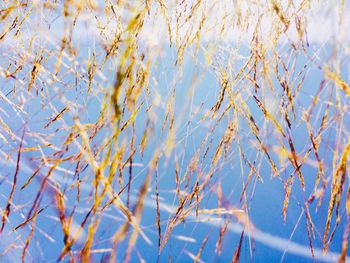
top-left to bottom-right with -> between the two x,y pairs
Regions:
0,0 -> 350,262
